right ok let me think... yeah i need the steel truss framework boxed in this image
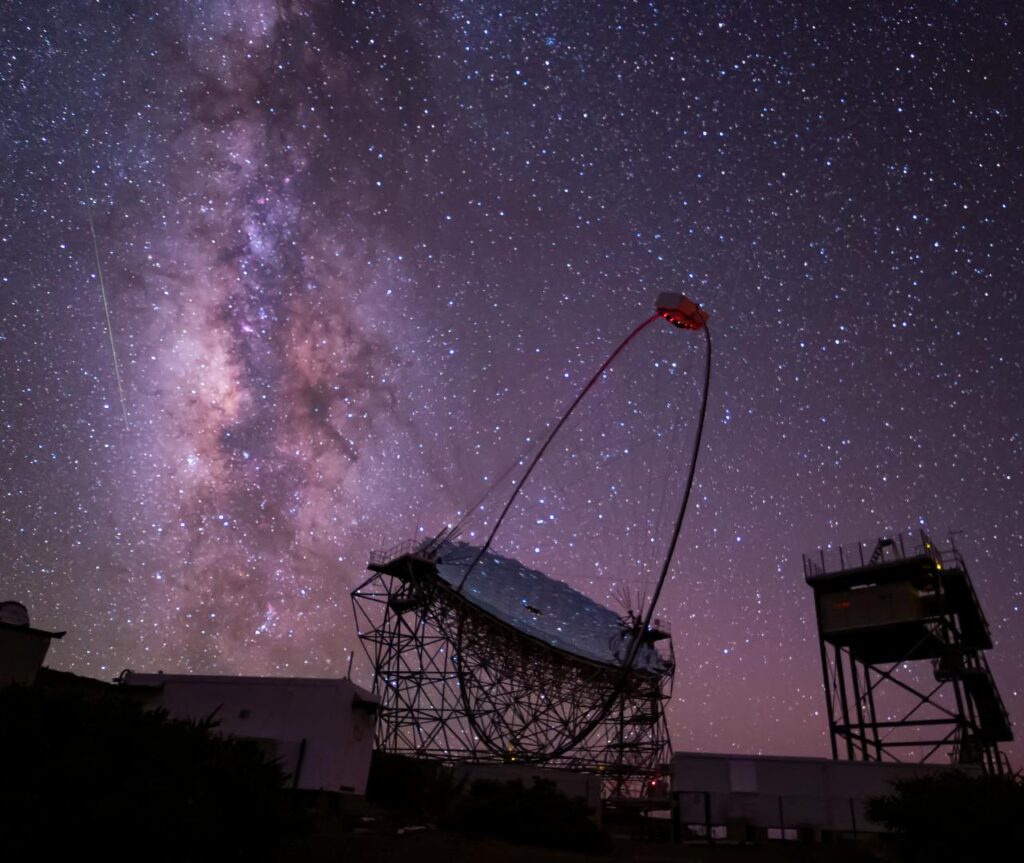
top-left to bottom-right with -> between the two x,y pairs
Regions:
806,533 -> 1012,774
352,548 -> 674,799
818,623 -> 1009,773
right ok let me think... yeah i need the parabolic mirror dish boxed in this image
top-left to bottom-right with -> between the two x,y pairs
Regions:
434,541 -> 670,673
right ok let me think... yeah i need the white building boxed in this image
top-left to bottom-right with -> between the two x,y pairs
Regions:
123,673 -> 378,794
671,751 -> 963,841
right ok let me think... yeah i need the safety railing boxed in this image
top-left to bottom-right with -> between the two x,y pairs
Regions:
368,538 -> 435,567
803,530 -> 960,578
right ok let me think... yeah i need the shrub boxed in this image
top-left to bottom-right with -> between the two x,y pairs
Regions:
365,750 -> 460,815
440,777 -> 609,853
0,681 -> 297,860
867,770 -> 1023,862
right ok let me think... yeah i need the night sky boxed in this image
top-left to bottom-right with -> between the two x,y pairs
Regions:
2,2 -> 1022,766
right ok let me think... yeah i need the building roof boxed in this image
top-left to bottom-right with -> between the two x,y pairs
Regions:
0,620 -> 66,639
121,672 -> 378,706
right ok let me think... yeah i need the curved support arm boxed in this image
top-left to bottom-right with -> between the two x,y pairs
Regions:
452,303 -> 712,764
620,322 -> 711,672
456,312 -> 660,593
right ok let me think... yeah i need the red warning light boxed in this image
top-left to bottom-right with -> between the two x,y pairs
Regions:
656,292 -> 708,331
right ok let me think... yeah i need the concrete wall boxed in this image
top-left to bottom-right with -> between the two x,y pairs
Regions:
672,751 -> 958,839
124,673 -> 377,794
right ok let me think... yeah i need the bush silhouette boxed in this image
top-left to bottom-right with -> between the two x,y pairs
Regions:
440,777 -> 608,852
867,770 -> 1022,862
0,680 -> 296,860
365,750 -> 459,815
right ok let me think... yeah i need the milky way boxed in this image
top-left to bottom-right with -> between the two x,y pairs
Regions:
2,1 -> 1022,765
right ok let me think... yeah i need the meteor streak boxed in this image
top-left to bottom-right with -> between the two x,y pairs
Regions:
79,149 -> 129,428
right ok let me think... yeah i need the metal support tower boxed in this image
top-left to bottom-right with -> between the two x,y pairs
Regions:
805,531 -> 1012,774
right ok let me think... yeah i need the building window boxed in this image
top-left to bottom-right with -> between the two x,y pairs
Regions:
686,824 -> 727,840
729,760 -> 758,792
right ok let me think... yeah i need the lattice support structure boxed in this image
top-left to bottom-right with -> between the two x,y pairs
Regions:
805,531 -> 1012,774
352,549 -> 674,800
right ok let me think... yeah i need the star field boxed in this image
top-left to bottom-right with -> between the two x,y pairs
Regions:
1,1 -> 1022,765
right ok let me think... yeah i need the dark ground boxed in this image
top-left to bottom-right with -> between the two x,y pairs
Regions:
272,794 -> 887,863
284,829 -> 886,863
